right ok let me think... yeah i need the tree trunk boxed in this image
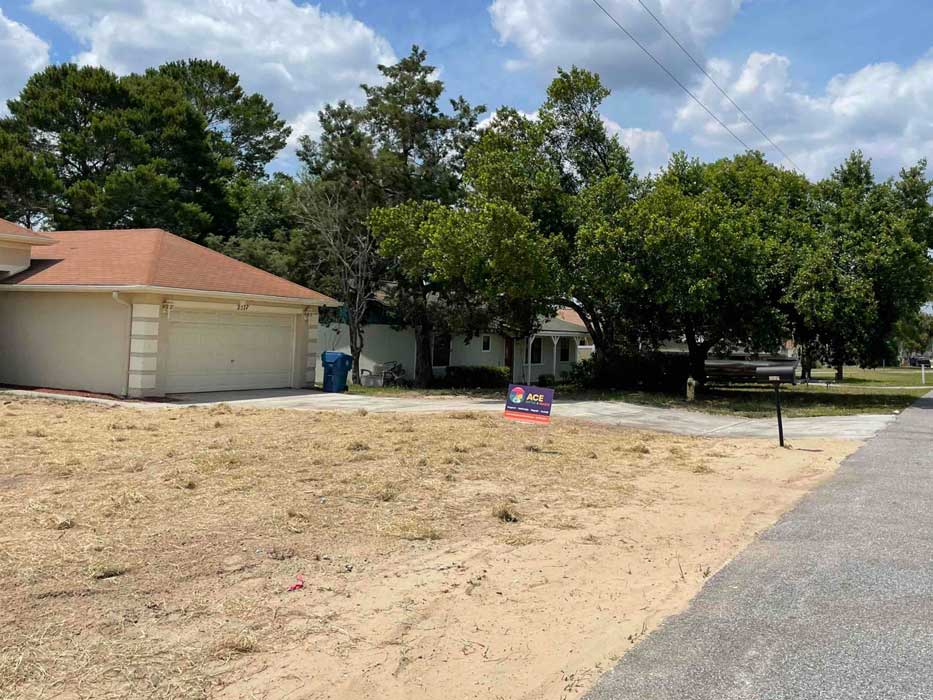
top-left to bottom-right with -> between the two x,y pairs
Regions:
413,322 -> 434,388
799,343 -> 814,381
348,318 -> 364,385
835,363 -> 844,381
350,346 -> 363,385
685,334 -> 709,385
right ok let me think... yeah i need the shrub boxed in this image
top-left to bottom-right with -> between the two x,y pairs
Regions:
441,365 -> 511,389
536,373 -> 556,387
567,352 -> 692,391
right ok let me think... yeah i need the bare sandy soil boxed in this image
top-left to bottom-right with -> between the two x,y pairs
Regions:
0,398 -> 858,699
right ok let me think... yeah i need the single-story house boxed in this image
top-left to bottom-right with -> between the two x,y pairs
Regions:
0,218 -> 335,398
318,307 -> 591,384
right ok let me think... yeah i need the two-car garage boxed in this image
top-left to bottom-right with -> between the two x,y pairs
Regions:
163,310 -> 298,394
0,225 -> 335,398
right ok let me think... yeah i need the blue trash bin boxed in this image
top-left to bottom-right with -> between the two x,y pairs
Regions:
322,351 -> 353,392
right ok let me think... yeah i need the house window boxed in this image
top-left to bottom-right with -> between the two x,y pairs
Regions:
559,338 -> 571,362
481,335 -> 491,352
530,337 -> 542,365
432,334 -> 451,367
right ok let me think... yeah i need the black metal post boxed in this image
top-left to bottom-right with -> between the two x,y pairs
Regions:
774,383 -> 784,447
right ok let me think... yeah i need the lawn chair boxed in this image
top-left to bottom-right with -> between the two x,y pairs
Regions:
360,363 -> 386,387
360,361 -> 407,388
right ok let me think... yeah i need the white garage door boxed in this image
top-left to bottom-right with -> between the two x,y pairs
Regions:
165,310 -> 295,393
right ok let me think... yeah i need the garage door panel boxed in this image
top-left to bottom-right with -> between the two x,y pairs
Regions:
165,311 -> 296,393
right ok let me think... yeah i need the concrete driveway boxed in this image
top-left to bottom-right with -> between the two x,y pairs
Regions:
164,388 -> 893,440
2,387 -> 894,440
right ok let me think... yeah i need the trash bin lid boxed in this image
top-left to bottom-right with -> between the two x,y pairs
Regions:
322,351 -> 344,364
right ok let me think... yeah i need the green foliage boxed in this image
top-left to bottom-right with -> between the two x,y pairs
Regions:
2,50 -> 929,396
154,59 -> 291,179
322,46 -> 486,387
0,60 -> 290,239
1,64 -> 223,237
894,159 -> 933,250
462,66 -> 637,357
895,312 -> 933,355
359,46 -> 484,205
422,199 -> 559,337
790,151 -> 933,373
567,353 -> 692,392
439,365 -> 511,389
538,67 -> 634,188
0,127 -> 59,228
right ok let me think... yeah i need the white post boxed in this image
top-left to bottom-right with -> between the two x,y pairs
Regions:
923,364 -> 927,385
551,336 -> 559,379
526,335 -> 534,383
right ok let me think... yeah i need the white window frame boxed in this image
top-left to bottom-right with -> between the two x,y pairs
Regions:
481,334 -> 491,352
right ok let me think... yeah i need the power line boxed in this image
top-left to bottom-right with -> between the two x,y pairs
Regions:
587,0 -> 756,159
632,0 -> 801,171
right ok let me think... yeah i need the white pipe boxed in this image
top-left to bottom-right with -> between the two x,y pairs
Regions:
112,292 -> 132,397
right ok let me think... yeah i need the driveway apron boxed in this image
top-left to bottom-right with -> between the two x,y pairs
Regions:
587,392 -> 933,700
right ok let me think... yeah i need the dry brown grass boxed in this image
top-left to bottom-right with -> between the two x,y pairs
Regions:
0,397 -> 852,700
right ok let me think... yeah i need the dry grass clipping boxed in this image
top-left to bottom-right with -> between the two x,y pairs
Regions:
0,397 -> 813,699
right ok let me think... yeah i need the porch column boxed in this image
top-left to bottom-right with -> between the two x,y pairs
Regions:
526,334 -> 535,383
551,336 -> 559,379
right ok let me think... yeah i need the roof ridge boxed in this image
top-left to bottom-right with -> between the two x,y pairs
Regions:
0,217 -> 56,242
148,229 -> 168,286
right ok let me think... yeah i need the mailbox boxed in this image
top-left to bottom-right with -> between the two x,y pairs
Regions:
755,364 -> 797,385
755,362 -> 798,447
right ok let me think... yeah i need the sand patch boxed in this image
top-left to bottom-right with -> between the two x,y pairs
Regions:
0,398 -> 858,699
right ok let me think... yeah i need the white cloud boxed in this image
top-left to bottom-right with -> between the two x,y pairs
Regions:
602,116 -> 670,174
489,0 -> 743,91
30,0 -> 396,142
675,50 -> 933,179
477,108 -> 539,130
0,8 -> 50,113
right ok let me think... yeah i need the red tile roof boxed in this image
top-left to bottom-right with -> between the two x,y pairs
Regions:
0,228 -> 335,303
0,217 -> 56,244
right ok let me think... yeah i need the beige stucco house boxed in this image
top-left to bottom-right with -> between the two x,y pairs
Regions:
0,218 -> 335,398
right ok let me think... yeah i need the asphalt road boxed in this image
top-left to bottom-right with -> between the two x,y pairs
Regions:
586,391 -> 933,700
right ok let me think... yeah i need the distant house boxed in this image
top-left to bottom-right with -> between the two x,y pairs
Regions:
318,306 -> 591,384
0,218 -> 336,397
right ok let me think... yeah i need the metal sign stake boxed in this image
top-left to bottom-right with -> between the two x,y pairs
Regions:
773,382 -> 784,447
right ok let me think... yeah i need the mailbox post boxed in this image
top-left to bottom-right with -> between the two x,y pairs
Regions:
755,364 -> 797,447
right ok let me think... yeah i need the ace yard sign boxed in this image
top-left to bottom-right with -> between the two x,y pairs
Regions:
504,384 -> 554,424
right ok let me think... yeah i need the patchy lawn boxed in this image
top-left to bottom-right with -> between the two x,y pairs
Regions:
1,398 -> 858,699
597,383 -> 928,418
807,366 -> 932,387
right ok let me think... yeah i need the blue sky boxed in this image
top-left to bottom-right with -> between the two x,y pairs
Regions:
2,0 -> 933,179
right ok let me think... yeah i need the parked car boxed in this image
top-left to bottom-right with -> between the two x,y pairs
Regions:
908,356 -> 931,367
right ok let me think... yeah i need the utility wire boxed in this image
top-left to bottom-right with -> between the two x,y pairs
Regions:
588,0 -> 756,157
632,0 -> 801,171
